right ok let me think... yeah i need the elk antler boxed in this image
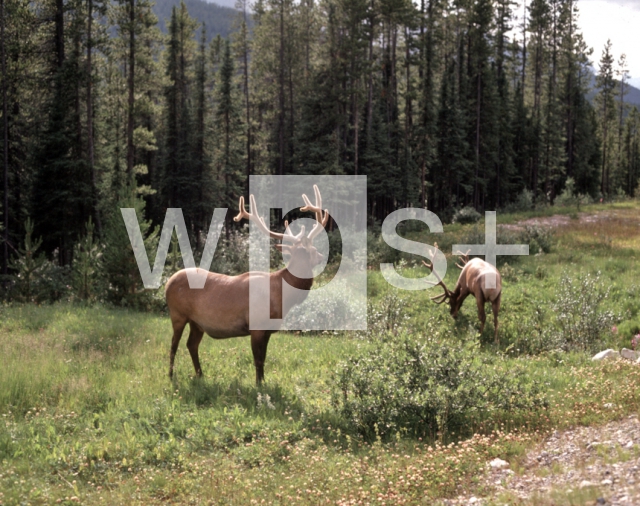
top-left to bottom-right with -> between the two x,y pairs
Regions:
283,219 -> 306,243
301,184 -> 330,241
234,194 -> 289,242
454,249 -> 471,269
234,186 -> 330,243
423,244 -> 451,304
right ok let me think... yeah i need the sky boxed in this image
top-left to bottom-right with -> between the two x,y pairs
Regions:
513,0 -> 640,88
578,0 -> 640,88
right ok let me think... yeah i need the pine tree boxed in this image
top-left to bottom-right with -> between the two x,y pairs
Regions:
161,3 -> 199,237
213,39 -> 245,234
527,0 -> 550,202
101,185 -> 158,307
31,0 -> 92,264
595,39 -> 616,197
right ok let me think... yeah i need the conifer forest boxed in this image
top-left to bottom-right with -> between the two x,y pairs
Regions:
0,0 -> 639,303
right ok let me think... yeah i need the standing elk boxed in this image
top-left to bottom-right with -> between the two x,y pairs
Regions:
165,185 -> 329,385
423,249 -> 502,343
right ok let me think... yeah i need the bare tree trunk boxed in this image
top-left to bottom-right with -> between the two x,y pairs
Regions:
242,2 -> 251,196
278,0 -> 285,176
126,0 -> 135,178
566,0 -> 573,178
1,0 -> 7,278
55,0 -> 64,67
353,77 -> 359,176
521,0 -> 527,89
86,0 -> 102,233
366,0 -> 374,140
474,65 -> 481,209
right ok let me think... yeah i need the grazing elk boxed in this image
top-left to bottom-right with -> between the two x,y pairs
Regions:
423,249 -> 502,343
165,185 -> 329,385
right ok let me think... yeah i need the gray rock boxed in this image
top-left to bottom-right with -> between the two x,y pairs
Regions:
621,348 -> 638,361
592,349 -> 620,361
489,458 -> 509,470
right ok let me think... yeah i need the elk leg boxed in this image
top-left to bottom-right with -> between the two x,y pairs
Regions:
250,330 -> 272,386
476,296 -> 486,335
492,293 -> 501,344
169,316 -> 188,378
186,323 -> 205,378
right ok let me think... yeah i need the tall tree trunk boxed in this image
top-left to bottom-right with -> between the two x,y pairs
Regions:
1,0 -> 7,278
566,0 -> 573,178
86,0 -> 101,233
242,4 -> 251,196
474,64 -> 481,209
278,0 -> 285,176
366,0 -> 374,140
126,0 -> 135,178
55,0 -> 65,67
521,0 -> 526,88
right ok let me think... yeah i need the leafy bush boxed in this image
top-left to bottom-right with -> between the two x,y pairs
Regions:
209,228 -> 251,275
365,292 -> 412,337
101,191 -> 160,310
553,271 -> 617,352
500,303 -> 562,355
519,225 -> 553,254
452,206 -> 481,225
283,278 -> 366,331
497,225 -> 553,258
366,228 -> 401,268
72,218 -> 103,302
333,332 -> 547,440
556,177 -> 592,209
6,218 -> 72,303
503,188 -> 534,213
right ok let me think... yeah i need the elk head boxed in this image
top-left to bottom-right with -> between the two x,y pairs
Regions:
422,247 -> 462,318
233,184 -> 330,280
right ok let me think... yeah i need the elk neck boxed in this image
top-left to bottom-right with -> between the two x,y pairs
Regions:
278,264 -> 315,292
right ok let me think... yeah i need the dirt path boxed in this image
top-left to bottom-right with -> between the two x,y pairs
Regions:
499,211 -> 632,232
442,416 -> 640,505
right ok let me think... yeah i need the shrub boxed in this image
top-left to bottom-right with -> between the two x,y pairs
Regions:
452,206 -> 481,225
366,228 -> 401,268
503,189 -> 534,213
520,225 -> 554,254
6,218 -> 72,303
283,278 -> 366,331
209,228 -> 251,275
101,191 -> 160,310
72,218 -> 103,302
333,332 -> 547,441
365,292 -> 412,337
556,178 -> 593,210
498,225 -> 554,257
553,271 -> 617,352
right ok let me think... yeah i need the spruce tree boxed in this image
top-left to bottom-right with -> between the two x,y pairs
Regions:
213,39 -> 245,234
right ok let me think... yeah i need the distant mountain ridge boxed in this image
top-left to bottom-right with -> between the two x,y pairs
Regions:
587,70 -> 640,110
623,82 -> 640,109
152,0 -> 251,42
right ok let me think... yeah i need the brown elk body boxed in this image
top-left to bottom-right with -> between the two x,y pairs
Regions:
165,186 -> 329,385
424,253 -> 502,343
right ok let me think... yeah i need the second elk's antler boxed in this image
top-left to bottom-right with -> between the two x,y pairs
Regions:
422,244 -> 452,305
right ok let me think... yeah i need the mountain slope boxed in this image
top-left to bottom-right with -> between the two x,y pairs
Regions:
587,71 -> 640,110
152,0 -> 248,42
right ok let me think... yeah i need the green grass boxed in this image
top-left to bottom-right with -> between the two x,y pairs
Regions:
1,201 -> 640,505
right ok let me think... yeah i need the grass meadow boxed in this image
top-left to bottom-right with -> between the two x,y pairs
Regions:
1,202 -> 640,505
